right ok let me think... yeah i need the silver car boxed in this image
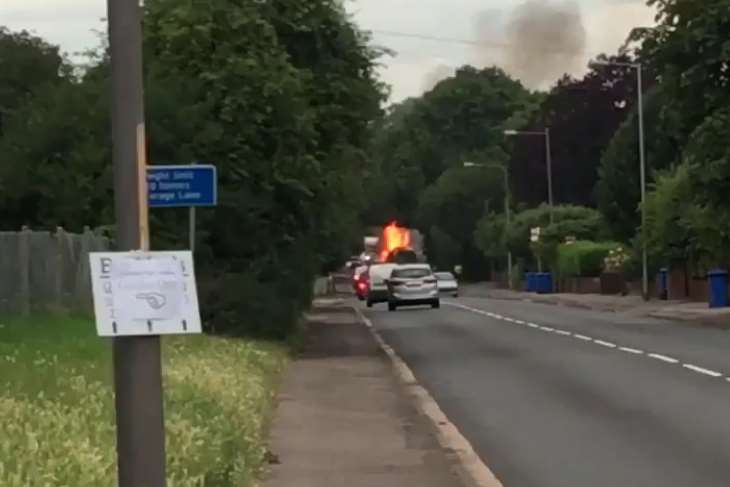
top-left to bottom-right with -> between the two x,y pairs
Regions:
386,264 -> 440,311
434,272 -> 459,297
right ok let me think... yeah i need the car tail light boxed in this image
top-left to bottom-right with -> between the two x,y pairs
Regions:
424,278 -> 437,284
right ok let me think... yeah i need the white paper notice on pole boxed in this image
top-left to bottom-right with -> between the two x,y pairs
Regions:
89,251 -> 202,336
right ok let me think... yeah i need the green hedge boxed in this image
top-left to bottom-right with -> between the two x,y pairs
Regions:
557,241 -> 623,278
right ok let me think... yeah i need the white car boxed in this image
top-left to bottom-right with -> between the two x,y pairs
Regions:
366,263 -> 397,307
386,264 -> 440,311
434,272 -> 459,297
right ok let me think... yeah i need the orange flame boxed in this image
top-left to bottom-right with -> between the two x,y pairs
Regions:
380,222 -> 411,261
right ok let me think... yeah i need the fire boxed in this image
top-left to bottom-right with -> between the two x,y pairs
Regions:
380,222 -> 411,262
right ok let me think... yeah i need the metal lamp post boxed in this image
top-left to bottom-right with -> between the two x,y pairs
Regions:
591,60 -> 648,301
464,161 -> 513,289
504,129 -> 554,223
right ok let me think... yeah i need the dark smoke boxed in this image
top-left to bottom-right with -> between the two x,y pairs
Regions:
497,0 -> 587,88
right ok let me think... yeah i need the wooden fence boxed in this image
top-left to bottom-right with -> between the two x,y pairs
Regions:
0,227 -> 110,315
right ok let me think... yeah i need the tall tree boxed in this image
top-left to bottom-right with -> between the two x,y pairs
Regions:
508,55 -> 638,208
0,28 -> 67,134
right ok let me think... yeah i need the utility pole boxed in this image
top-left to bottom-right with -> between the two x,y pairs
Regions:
637,66 -> 649,301
108,0 -> 167,485
590,59 -> 649,300
502,167 -> 513,289
545,128 -> 554,224
504,129 -> 554,223
463,161 -> 513,289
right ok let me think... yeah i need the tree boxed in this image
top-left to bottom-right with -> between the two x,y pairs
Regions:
0,75 -> 112,229
505,204 -> 606,269
0,27 -> 67,134
595,85 -> 682,240
643,164 -> 695,267
0,2 -> 386,337
417,166 -> 504,276
143,0 -> 386,335
365,66 -> 533,226
508,55 -> 640,208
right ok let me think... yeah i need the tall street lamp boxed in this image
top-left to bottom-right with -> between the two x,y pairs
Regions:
504,129 -> 554,223
464,161 -> 513,289
591,60 -> 648,301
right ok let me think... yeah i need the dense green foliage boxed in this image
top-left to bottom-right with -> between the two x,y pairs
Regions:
556,241 -> 622,278
0,0 -> 385,336
505,204 -> 605,270
4,0 -> 730,310
510,59 -> 640,208
364,66 -> 534,276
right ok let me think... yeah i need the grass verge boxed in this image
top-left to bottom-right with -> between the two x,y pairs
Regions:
0,314 -> 288,486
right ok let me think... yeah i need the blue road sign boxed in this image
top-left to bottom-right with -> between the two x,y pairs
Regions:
147,165 -> 217,208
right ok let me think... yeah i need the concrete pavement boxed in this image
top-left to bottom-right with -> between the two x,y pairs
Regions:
263,304 -> 471,487
366,296 -> 730,487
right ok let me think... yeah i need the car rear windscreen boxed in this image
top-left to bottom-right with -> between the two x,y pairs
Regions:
392,268 -> 431,279
435,273 -> 455,280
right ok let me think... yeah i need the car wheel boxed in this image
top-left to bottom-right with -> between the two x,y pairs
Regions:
431,300 -> 441,309
366,299 -> 373,308
388,302 -> 397,312
453,292 -> 459,298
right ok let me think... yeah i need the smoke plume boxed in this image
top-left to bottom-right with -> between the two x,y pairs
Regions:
488,0 -> 587,88
422,64 -> 455,92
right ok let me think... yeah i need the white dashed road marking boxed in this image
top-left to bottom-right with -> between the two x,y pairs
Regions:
619,347 -> 644,355
683,364 -> 723,378
444,301 -> 730,383
648,353 -> 679,364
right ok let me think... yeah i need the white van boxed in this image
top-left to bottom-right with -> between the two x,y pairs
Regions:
366,263 -> 397,307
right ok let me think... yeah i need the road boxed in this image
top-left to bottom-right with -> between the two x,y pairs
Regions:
364,296 -> 730,487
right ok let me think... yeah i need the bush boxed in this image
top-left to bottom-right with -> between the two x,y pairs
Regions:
505,204 -> 607,269
557,241 -> 624,277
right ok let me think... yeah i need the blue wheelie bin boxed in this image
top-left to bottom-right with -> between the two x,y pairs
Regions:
708,269 -> 728,308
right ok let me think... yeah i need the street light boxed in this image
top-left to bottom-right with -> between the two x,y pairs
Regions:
503,128 -> 554,223
464,161 -> 513,289
591,59 -> 649,301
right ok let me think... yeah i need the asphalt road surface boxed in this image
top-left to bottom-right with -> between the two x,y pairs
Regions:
364,296 -> 730,487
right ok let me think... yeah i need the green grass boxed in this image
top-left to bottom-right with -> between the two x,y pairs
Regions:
0,314 -> 288,487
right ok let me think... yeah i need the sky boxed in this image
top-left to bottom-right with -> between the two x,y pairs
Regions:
0,0 -> 656,103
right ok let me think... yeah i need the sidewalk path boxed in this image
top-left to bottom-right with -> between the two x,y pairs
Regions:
263,305 -> 469,487
461,284 -> 730,327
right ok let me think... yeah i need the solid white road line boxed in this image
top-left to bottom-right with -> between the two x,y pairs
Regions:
594,340 -> 617,348
683,364 -> 723,378
574,334 -> 592,341
618,347 -> 644,355
648,353 -> 679,364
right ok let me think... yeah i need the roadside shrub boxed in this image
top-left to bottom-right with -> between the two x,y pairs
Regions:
557,241 -> 624,277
